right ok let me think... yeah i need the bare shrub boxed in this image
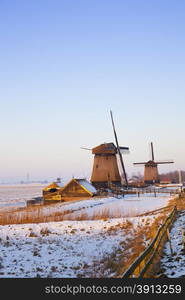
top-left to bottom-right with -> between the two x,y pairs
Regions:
29,231 -> 38,238
70,229 -> 77,234
50,266 -> 57,272
40,228 -> 51,236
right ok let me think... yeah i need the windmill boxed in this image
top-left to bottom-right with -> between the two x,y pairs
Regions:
133,142 -> 174,184
81,111 -> 129,188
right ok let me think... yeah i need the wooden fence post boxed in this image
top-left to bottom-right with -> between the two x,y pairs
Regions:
122,207 -> 176,278
181,228 -> 185,253
167,228 -> 173,255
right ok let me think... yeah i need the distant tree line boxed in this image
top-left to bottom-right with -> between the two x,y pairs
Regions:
128,171 -> 185,184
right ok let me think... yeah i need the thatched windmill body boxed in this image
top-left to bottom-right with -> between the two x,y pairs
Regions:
133,142 -> 174,184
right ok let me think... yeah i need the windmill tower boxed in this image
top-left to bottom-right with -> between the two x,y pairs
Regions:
133,142 -> 174,184
82,111 -> 129,189
90,142 -> 129,188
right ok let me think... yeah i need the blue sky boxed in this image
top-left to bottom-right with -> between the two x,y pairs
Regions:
0,0 -> 185,182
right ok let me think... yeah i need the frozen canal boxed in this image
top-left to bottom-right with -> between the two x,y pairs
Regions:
0,184 -> 45,209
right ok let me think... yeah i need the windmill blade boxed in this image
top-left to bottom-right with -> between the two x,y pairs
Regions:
133,162 -> 147,165
156,161 -> 174,164
119,146 -> 130,154
110,110 -> 128,187
120,149 -> 130,154
119,146 -> 129,150
80,147 -> 92,151
151,142 -> 155,161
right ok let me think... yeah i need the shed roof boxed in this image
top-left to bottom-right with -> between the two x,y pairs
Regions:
62,178 -> 97,196
76,179 -> 97,194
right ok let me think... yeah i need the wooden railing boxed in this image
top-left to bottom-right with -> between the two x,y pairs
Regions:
122,206 -> 177,278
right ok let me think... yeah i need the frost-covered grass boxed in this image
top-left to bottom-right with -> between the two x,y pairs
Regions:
0,215 -> 157,278
0,193 -> 173,225
62,193 -> 172,220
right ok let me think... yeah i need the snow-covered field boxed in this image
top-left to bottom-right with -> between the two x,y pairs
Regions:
160,210 -> 185,278
0,216 -> 155,278
40,193 -> 173,219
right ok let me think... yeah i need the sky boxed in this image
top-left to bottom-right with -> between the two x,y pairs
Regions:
0,0 -> 185,183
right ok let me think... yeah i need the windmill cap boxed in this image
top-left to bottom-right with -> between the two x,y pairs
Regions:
92,143 -> 117,154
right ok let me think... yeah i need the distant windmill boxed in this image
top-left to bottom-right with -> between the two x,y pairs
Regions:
81,111 -> 129,188
133,142 -> 174,184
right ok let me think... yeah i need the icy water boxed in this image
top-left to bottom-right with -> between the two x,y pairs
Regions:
0,184 -> 45,209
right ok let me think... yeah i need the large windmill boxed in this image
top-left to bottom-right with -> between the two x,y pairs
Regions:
133,142 -> 174,184
81,111 -> 129,189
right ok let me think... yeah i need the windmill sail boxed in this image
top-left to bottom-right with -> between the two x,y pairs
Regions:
110,110 -> 128,187
120,147 -> 130,154
151,142 -> 155,161
80,147 -> 92,150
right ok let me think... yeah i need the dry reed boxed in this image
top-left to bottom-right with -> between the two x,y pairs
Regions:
0,194 -> 181,226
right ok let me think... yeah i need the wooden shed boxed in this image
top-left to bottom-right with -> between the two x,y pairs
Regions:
42,181 -> 64,201
60,178 -> 97,198
43,181 -> 64,194
43,178 -> 97,202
